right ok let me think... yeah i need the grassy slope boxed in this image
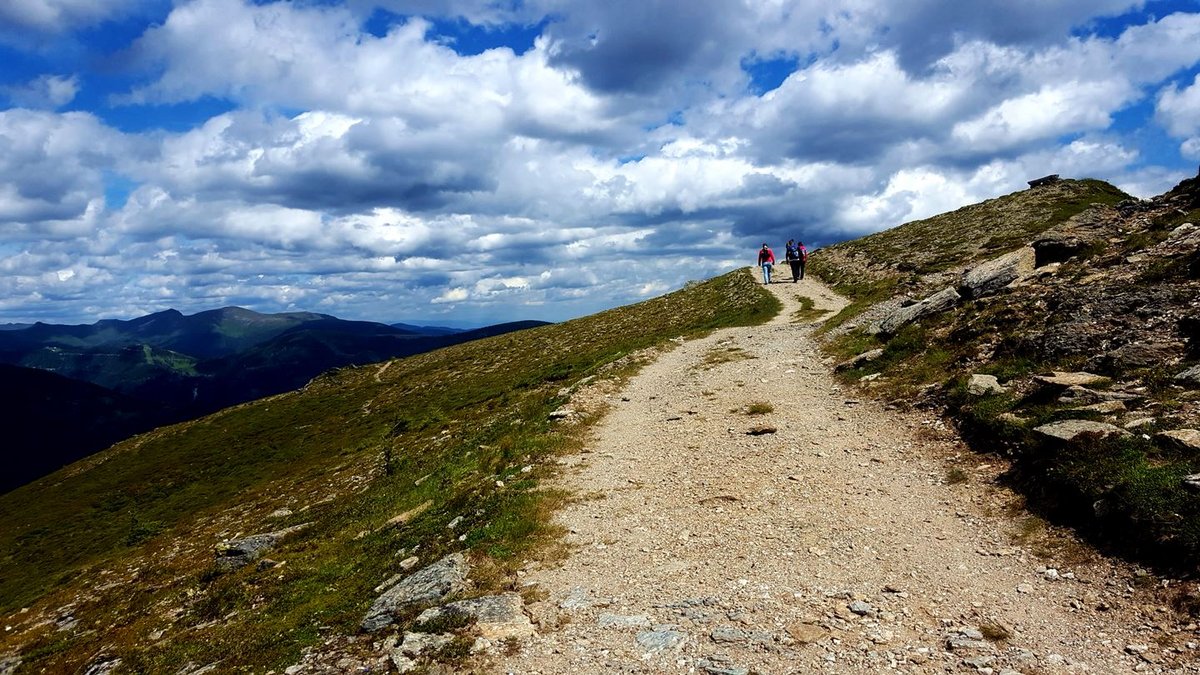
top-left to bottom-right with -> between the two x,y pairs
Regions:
810,178 -> 1200,570
0,269 -> 778,672
808,178 -> 1129,328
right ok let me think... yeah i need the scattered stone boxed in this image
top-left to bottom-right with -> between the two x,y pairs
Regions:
1033,420 -> 1131,443
635,629 -> 687,653
549,407 -> 576,420
1124,418 -> 1157,430
1155,429 -> 1200,452
1075,400 -> 1126,414
1057,385 -> 1140,405
559,587 -> 593,610
967,374 -> 1007,396
1183,474 -> 1200,492
396,631 -> 454,657
710,626 -> 776,645
0,656 -> 21,675
361,553 -> 469,632
696,660 -> 749,675
963,655 -> 995,669
525,601 -> 560,629
868,287 -> 961,336
415,593 -> 534,640
746,425 -> 777,436
214,523 -> 313,572
447,515 -> 463,529
82,658 -> 122,675
836,348 -> 885,372
267,508 -> 293,519
959,247 -> 1035,299
860,373 -> 881,382
399,555 -> 420,571
786,622 -> 827,644
848,600 -> 873,616
383,500 -> 433,529
598,613 -> 651,628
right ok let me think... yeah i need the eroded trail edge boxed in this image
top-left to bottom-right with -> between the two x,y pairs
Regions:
492,272 -> 1187,674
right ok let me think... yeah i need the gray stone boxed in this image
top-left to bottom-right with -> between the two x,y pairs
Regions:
967,374 -> 1006,396
1033,420 -> 1131,443
709,626 -> 776,644
1075,400 -> 1126,414
1175,364 -> 1200,387
0,656 -> 22,675
559,586 -> 593,610
946,635 -> 992,651
868,287 -> 961,336
963,655 -> 995,669
1057,385 -> 1139,405
1033,232 -> 1088,266
397,631 -> 454,657
415,592 -> 533,639
696,660 -> 750,675
214,523 -> 312,571
1155,429 -> 1200,452
1034,371 -> 1111,389
361,553 -> 469,632
636,629 -> 687,653
848,600 -> 873,616
82,659 -> 122,675
1184,474 -> 1200,492
959,247 -> 1035,299
835,348 -> 885,372
597,613 -> 651,628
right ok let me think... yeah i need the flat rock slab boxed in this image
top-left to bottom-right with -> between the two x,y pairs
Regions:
1034,420 -> 1131,443
868,286 -> 960,336
361,553 -> 469,632
635,629 -> 687,653
1155,429 -> 1200,452
1034,371 -> 1111,388
415,592 -> 534,640
214,523 -> 312,572
959,247 -> 1035,299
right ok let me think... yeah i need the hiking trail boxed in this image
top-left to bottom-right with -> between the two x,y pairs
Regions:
491,270 -> 1195,674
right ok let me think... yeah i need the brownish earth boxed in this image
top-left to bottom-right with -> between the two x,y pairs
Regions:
489,271 -> 1199,674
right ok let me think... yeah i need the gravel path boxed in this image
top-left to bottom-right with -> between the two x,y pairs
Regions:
491,271 -> 1198,674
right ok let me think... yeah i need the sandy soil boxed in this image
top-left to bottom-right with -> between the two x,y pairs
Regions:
489,271 -> 1199,675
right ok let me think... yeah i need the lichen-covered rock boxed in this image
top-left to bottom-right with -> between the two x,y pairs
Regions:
959,248 -> 1035,299
1175,364 -> 1200,387
1033,371 -> 1111,389
1155,429 -> 1200,453
1033,420 -> 1131,443
868,287 -> 961,336
214,523 -> 312,572
835,348 -> 884,372
361,553 -> 469,632
415,592 -> 533,640
966,374 -> 1006,396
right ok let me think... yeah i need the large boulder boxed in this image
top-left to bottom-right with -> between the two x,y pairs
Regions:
362,553 -> 469,632
1032,233 -> 1088,267
1033,420 -> 1131,443
1033,371 -> 1111,389
868,287 -> 961,336
958,248 -> 1035,299
835,348 -> 884,372
214,523 -> 312,572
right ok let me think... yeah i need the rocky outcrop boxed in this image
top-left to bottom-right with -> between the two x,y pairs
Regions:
415,592 -> 534,640
868,287 -> 960,336
958,248 -> 1035,299
1033,420 -> 1131,443
1176,364 -> 1200,387
1033,372 -> 1111,389
361,553 -> 469,632
1155,429 -> 1200,453
214,523 -> 312,572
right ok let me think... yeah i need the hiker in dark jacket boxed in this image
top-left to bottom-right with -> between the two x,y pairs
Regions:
795,240 -> 808,280
785,239 -> 802,282
757,243 -> 775,284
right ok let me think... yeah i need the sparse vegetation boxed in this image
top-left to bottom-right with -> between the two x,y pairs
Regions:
697,345 -> 755,369
747,401 -> 774,415
790,295 -> 831,323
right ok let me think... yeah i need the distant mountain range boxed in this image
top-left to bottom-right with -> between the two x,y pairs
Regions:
0,307 -> 547,492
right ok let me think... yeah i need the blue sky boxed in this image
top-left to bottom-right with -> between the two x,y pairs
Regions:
1,0 -> 1199,325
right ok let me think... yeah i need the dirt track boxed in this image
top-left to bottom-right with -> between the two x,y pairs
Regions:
491,270 -> 1198,674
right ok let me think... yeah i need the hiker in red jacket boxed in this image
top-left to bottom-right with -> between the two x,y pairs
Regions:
757,243 -> 775,284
